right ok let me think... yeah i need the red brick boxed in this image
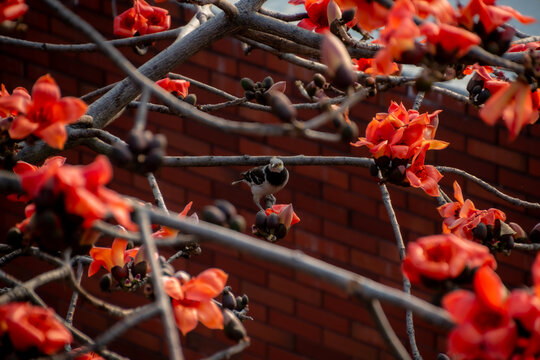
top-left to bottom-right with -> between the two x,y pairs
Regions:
297,302 -> 349,334
530,157 -> 540,177
351,249 -> 403,282
242,281 -> 294,313
269,273 -> 322,306
468,138 -> 527,171
215,253 -> 267,285
295,228 -> 349,263
245,320 -> 295,349
351,321 -> 386,348
269,309 -> 322,342
499,168 -> 540,199
323,184 -> 378,216
295,193 -> 348,225
268,346 -> 310,360
351,175 -> 407,208
160,168 -> 212,195
295,338 -> 351,360
436,126 -> 466,152
323,329 -> 379,359
323,220 -> 378,253
294,166 -> 349,190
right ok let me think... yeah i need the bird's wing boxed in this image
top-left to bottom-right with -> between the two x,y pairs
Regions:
242,165 -> 266,185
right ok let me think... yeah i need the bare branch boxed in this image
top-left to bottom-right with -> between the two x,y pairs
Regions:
368,300 -> 412,360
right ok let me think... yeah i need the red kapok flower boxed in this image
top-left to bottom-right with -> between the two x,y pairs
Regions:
88,237 -> 140,277
17,155 -> 134,230
508,41 -> 540,53
0,0 -> 28,22
405,144 -> 443,197
153,202 -> 194,238
479,80 -> 539,140
458,0 -> 535,34
420,22 -> 481,57
265,203 -> 301,229
114,0 -> 170,38
0,74 -> 87,149
438,181 -> 506,240
334,0 -> 388,31
352,101 -> 447,160
373,0 -> 420,75
164,268 -> 228,335
156,78 -> 190,98
0,83 -> 30,118
412,0 -> 455,24
352,57 -> 400,76
0,302 -> 73,355
402,234 -> 496,284
443,267 -> 517,360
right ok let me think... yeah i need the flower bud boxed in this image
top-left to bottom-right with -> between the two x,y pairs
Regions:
100,274 -> 113,292
509,222 -> 527,242
255,210 -> 267,229
240,78 -> 255,91
127,130 -> 147,154
321,31 -> 353,79
313,73 -> 326,88
340,121 -> 359,142
267,81 -> 287,94
222,309 -> 247,342
267,91 -> 296,123
229,214 -> 246,233
111,265 -> 128,282
262,76 -> 274,90
214,199 -> 237,221
266,213 -> 280,230
222,290 -> 237,310
327,0 -> 341,25
333,63 -> 357,90
184,94 -> 197,106
472,223 -> 488,241
530,223 -> 540,243
202,205 -> 227,225
341,8 -> 355,23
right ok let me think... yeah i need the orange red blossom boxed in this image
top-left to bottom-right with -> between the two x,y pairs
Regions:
163,268 -> 228,335
114,0 -> 170,37
0,75 -> 87,149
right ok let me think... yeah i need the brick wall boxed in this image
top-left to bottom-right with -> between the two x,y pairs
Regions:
1,0 -> 539,359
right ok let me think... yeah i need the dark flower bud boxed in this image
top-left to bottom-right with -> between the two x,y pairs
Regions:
262,76 -> 274,90
229,214 -> 246,233
341,8 -> 356,23
340,121 -> 359,142
240,78 -> 255,91
267,91 -> 297,123
313,73 -> 326,88
148,133 -> 167,150
202,205 -> 227,225
332,114 -> 345,128
184,94 -> 197,106
470,84 -> 483,96
266,213 -> 280,230
473,223 -> 488,240
235,296 -> 244,311
222,309 -> 247,342
509,222 -> 527,242
415,73 -> 433,92
132,261 -> 148,278
241,294 -> 249,306
111,265 -> 129,282
111,143 -> 133,165
222,290 -> 237,310
466,73 -> 485,94
127,130 -> 147,154
529,223 -> 540,243
214,199 -> 237,221
143,283 -> 154,298
274,223 -> 287,240
126,241 -> 135,250
255,210 -> 267,229
100,274 -> 113,292
473,89 -> 491,105
375,156 -> 391,170
333,64 -> 357,90
5,227 -> 22,248
305,82 -> 318,97
245,91 -> 255,101
437,354 -> 451,360
144,148 -> 164,173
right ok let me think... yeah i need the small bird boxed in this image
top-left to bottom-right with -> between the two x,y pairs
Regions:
232,157 -> 289,210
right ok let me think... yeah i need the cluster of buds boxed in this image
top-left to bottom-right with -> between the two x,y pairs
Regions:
100,251 -> 149,292
111,129 -> 167,173
241,76 -> 295,122
252,204 -> 299,243
472,22 -> 515,56
470,219 -> 520,253
221,287 -> 249,342
201,199 -> 246,232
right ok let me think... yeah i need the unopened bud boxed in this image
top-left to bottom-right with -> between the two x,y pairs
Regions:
262,76 -> 274,90
111,265 -> 128,282
255,210 -> 267,229
341,8 -> 355,23
509,222 -> 527,241
267,81 -> 287,93
222,290 -> 237,310
321,31 -> 353,79
313,73 -> 326,88
100,274 -> 113,292
333,63 -> 357,89
184,94 -> 197,106
241,78 -> 255,91
327,0 -> 342,25
267,91 -> 296,122
223,309 -> 247,342
340,121 -> 359,142
530,223 -> 540,243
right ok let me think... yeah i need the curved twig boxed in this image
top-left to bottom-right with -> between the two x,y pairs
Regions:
368,300 -> 412,360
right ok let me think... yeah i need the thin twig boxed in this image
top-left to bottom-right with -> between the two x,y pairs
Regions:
379,181 -> 422,360
0,248 -> 25,266
66,262 -> 83,325
147,173 -> 169,213
437,166 -> 540,210
135,209 -> 184,360
412,91 -> 425,111
258,8 -> 307,22
368,300 -> 412,360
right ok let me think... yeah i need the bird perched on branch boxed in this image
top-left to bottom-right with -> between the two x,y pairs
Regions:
232,157 -> 289,210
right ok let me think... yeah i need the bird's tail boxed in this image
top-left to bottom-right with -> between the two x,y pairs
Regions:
231,179 -> 243,185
